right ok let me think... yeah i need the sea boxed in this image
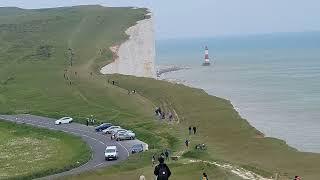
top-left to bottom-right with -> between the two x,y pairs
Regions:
156,32 -> 320,153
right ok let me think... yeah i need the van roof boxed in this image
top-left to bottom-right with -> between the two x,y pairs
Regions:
106,146 -> 117,150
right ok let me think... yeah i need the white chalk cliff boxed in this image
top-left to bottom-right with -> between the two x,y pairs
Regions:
100,13 -> 156,78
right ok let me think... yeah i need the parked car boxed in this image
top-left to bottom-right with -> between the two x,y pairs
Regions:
55,117 -> 73,125
131,144 -> 144,154
104,146 -> 118,161
110,128 -> 126,136
102,126 -> 121,134
115,130 -> 136,141
95,123 -> 112,132
111,129 -> 127,139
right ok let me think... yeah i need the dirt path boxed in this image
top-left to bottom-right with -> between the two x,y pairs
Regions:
186,159 -> 272,180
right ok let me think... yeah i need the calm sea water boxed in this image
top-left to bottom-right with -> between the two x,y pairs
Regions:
156,32 -> 320,153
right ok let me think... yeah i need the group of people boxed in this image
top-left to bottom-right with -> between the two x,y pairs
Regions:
152,150 -> 170,167
146,155 -> 209,180
184,126 -> 198,148
128,89 -> 137,95
108,79 -> 117,86
155,107 -> 173,121
188,126 -> 197,135
86,115 -> 95,126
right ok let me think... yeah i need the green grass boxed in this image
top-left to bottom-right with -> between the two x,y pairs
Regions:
62,151 -> 242,180
1,5 -> 320,180
0,120 -> 91,180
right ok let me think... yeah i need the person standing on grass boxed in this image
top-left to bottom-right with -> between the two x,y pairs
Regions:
201,172 -> 209,180
152,154 -> 156,167
188,126 -> 192,135
185,139 -> 189,148
165,149 -> 169,161
168,112 -> 173,121
193,126 -> 197,134
161,112 -> 165,119
154,157 -> 171,180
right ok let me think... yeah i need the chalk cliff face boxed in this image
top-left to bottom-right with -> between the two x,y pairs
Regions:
100,13 -> 156,78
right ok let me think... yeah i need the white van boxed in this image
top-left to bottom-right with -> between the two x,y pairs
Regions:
104,146 -> 118,161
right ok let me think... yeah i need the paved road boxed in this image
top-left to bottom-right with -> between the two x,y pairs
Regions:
0,114 -> 146,179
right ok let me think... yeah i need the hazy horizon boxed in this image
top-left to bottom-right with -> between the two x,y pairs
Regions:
1,0 -> 320,40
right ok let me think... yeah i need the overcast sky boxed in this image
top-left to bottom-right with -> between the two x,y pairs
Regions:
1,0 -> 319,39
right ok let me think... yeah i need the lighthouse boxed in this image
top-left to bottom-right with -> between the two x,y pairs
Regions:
202,46 -> 211,66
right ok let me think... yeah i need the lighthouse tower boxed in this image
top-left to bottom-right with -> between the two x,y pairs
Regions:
202,46 -> 211,66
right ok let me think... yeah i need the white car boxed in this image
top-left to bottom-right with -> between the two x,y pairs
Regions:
102,126 -> 121,134
55,117 -> 73,125
104,146 -> 118,161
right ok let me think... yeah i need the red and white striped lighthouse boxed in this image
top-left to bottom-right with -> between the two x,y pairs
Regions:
202,46 -> 211,66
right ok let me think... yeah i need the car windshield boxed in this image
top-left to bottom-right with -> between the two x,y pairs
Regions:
99,123 -> 109,127
105,149 -> 115,153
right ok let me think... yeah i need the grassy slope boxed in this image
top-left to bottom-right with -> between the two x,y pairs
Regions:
64,152 -> 242,180
0,6 -> 170,146
0,120 -> 90,179
1,5 -> 320,180
113,76 -> 320,179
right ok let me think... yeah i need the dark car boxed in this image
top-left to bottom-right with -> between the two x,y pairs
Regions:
131,144 -> 144,154
95,123 -> 112,132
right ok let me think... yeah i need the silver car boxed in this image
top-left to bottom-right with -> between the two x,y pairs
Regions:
102,126 -> 121,134
115,130 -> 135,141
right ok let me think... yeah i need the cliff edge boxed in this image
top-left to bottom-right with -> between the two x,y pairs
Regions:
100,13 -> 156,78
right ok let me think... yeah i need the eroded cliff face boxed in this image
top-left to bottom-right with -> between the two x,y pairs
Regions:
100,14 -> 156,78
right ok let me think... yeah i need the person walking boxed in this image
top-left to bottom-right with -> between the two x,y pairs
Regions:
161,112 -> 165,119
188,126 -> 192,135
154,157 -> 171,180
139,175 -> 146,180
165,149 -> 169,161
193,126 -> 197,134
294,176 -> 301,180
168,112 -> 173,121
185,139 -> 189,148
201,172 -> 209,180
152,154 -> 156,167
86,119 -> 89,126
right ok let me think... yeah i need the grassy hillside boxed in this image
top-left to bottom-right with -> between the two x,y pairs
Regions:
1,5 -> 320,180
0,5 -> 170,147
0,120 -> 90,179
